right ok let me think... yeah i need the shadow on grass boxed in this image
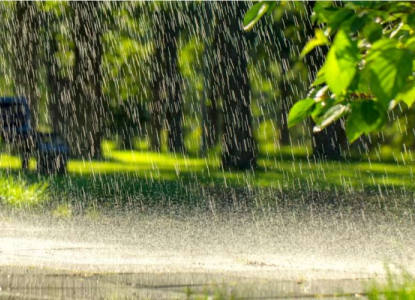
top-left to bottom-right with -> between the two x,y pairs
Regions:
1,146 -> 415,214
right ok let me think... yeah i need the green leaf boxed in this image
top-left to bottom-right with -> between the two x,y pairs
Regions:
349,1 -> 379,8
362,22 -> 383,44
312,67 -> 326,87
346,100 -> 386,142
356,66 -> 372,95
366,44 -> 413,109
407,13 -> 415,30
370,38 -> 398,52
405,36 -> 415,52
396,81 -> 415,107
300,29 -> 330,58
346,114 -> 363,143
324,30 -> 359,95
311,102 -> 327,123
327,9 -> 354,33
288,98 -> 315,128
243,2 -> 269,32
361,101 -> 382,128
312,3 -> 337,24
341,15 -> 367,34
266,2 -> 277,17
313,104 -> 349,132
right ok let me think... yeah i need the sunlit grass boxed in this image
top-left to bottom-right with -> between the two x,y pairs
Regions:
1,142 -> 415,209
0,174 -> 49,208
368,271 -> 415,300
0,154 -> 36,170
1,144 -> 415,191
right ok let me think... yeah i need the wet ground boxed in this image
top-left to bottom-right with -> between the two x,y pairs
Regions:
0,208 -> 414,299
0,266 -> 371,299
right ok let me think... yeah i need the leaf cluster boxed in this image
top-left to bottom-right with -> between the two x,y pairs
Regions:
245,1 -> 415,142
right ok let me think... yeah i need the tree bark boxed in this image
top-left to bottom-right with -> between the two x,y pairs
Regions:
164,13 -> 184,154
201,3 -> 221,156
13,2 -> 40,130
151,9 -> 185,153
150,10 -> 166,152
70,2 -> 104,159
216,3 -> 257,170
279,94 -> 292,146
44,17 -> 68,138
312,120 -> 347,161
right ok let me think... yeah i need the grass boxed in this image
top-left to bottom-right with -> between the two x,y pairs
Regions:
1,140 -> 415,210
368,271 -> 415,300
0,173 -> 49,208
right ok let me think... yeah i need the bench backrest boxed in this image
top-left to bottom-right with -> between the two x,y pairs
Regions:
0,97 -> 32,139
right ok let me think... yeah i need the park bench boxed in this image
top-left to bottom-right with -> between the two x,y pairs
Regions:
0,96 -> 69,175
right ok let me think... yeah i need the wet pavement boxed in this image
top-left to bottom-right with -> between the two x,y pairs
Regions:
0,266 -> 370,299
0,211 -> 412,299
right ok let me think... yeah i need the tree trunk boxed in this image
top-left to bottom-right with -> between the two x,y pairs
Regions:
201,3 -> 221,156
164,14 -> 184,154
312,120 -> 346,161
150,10 -> 165,152
13,2 -> 40,130
150,69 -> 163,152
151,9 -> 185,153
70,2 -> 104,159
279,94 -> 291,146
216,3 -> 257,170
44,19 -> 67,138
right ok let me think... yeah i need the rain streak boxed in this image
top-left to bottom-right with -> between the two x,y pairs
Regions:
0,2 -> 414,299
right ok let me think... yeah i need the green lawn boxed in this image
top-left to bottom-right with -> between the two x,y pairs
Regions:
0,141 -> 414,209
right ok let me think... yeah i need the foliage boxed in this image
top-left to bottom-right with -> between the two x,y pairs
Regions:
245,1 -> 415,142
0,173 -> 49,208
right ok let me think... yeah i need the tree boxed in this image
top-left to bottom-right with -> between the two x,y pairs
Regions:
13,2 -> 41,129
42,3 -> 71,139
245,1 -> 415,146
216,2 -> 257,170
70,1 -> 105,159
199,2 -> 221,156
150,4 -> 185,153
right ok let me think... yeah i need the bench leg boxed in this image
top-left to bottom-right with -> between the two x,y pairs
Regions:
21,152 -> 30,171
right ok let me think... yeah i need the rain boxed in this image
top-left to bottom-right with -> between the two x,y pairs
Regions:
0,1 -> 415,299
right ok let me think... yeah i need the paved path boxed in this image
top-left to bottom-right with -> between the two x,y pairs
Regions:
0,211 -> 414,299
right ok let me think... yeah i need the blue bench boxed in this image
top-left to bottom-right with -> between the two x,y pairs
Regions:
0,97 -> 69,174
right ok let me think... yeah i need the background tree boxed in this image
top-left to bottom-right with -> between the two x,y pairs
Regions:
13,2 -> 41,129
70,1 -> 105,159
216,2 -> 257,170
3,1 -> 415,172
150,3 -> 185,153
42,3 -> 71,140
199,2 -> 221,156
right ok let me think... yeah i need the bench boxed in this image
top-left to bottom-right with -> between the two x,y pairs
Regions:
0,96 -> 69,175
